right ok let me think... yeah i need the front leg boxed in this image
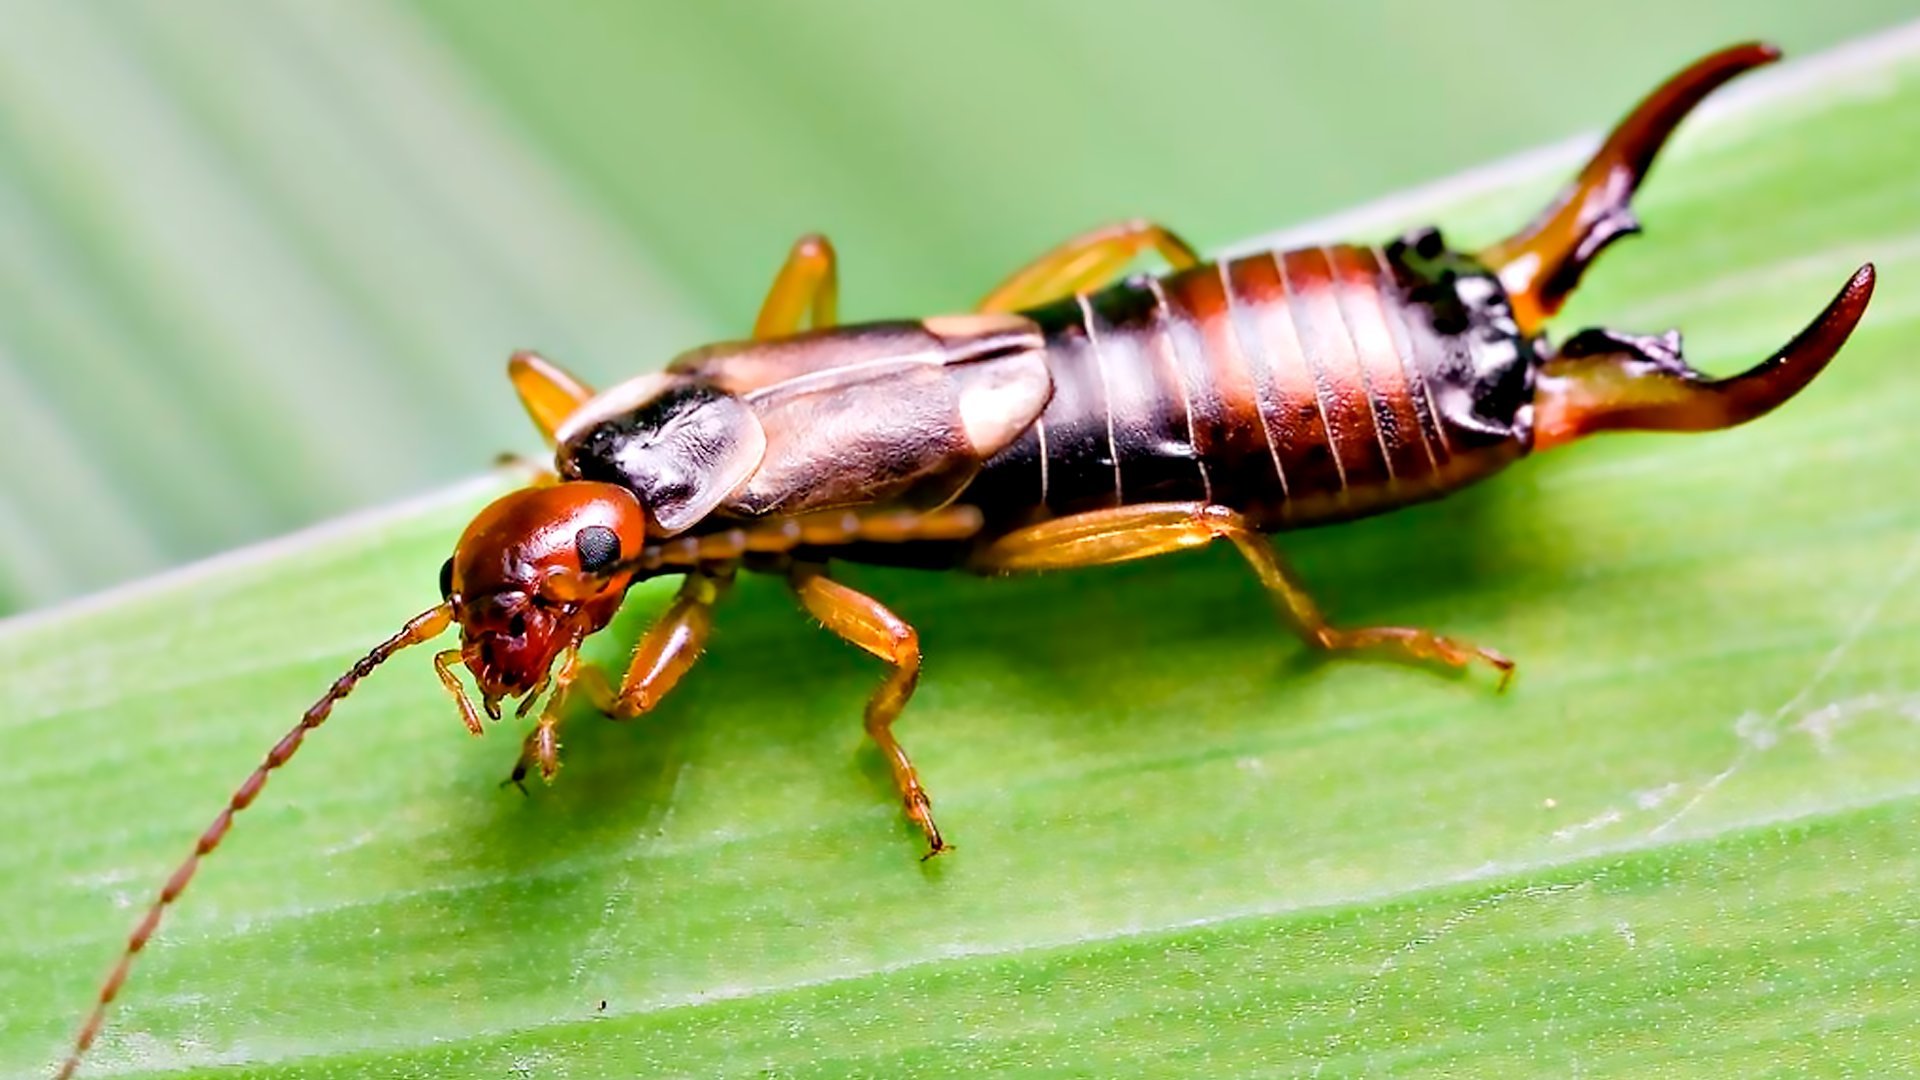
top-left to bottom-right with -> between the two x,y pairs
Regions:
507,572 -> 729,785
507,647 -> 595,789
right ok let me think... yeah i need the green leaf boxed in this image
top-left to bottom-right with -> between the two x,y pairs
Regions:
10,30 -> 1920,1080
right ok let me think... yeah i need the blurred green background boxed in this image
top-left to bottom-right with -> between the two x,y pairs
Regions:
1,0 -> 1913,614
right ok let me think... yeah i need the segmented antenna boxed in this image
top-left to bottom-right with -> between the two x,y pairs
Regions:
55,604 -> 453,1079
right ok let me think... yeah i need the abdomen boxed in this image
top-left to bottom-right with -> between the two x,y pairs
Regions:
960,242 -> 1537,532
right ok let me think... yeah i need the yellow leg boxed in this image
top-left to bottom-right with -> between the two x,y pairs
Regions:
507,573 -> 728,785
754,232 -> 839,339
790,564 -> 945,858
433,648 -> 486,735
973,503 -> 1513,686
507,349 -> 595,445
977,218 -> 1201,313
602,572 -> 728,718
492,451 -> 560,486
506,648 -> 592,788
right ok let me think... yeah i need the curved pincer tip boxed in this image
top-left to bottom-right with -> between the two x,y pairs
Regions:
1713,262 -> 1875,423
1533,264 -> 1874,449
1724,40 -> 1784,68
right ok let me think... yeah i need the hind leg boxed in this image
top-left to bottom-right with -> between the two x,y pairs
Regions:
972,503 -> 1512,685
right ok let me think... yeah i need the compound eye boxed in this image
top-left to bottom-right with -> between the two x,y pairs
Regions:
575,525 -> 622,575
438,557 -> 456,600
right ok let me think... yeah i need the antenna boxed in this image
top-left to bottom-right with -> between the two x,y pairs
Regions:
55,603 -> 453,1079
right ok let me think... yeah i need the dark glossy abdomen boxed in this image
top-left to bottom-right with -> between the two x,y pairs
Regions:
961,242 -> 1537,533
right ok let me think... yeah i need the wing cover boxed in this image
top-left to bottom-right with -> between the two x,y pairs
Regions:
717,315 -> 1053,517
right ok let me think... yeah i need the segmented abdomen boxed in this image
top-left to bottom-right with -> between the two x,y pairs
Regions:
962,243 -> 1534,531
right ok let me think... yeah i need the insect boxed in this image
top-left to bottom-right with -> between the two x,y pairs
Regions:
57,42 -> 1873,1077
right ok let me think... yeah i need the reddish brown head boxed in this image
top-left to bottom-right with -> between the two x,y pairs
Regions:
442,481 -> 648,712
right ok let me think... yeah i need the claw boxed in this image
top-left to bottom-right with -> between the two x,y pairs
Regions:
1483,650 -> 1517,692
919,828 -> 951,862
905,791 -> 948,860
1534,265 -> 1874,450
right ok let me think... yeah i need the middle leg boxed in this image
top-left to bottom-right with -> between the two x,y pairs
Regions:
789,563 -> 946,858
972,503 -> 1512,685
977,218 -> 1201,313
754,232 -> 839,339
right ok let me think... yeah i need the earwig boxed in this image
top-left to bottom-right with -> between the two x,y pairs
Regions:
57,42 -> 1876,1076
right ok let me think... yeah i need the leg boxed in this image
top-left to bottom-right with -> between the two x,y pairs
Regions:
506,648 -> 591,789
600,571 -> 728,719
978,218 -> 1201,313
1478,44 -> 1777,333
790,564 -> 945,858
492,451 -> 560,486
508,349 -> 595,445
434,649 -> 486,735
506,573 -> 728,785
754,232 -> 839,339
973,503 -> 1512,686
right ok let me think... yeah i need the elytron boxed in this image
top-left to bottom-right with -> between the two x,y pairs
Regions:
57,43 -> 1873,1077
